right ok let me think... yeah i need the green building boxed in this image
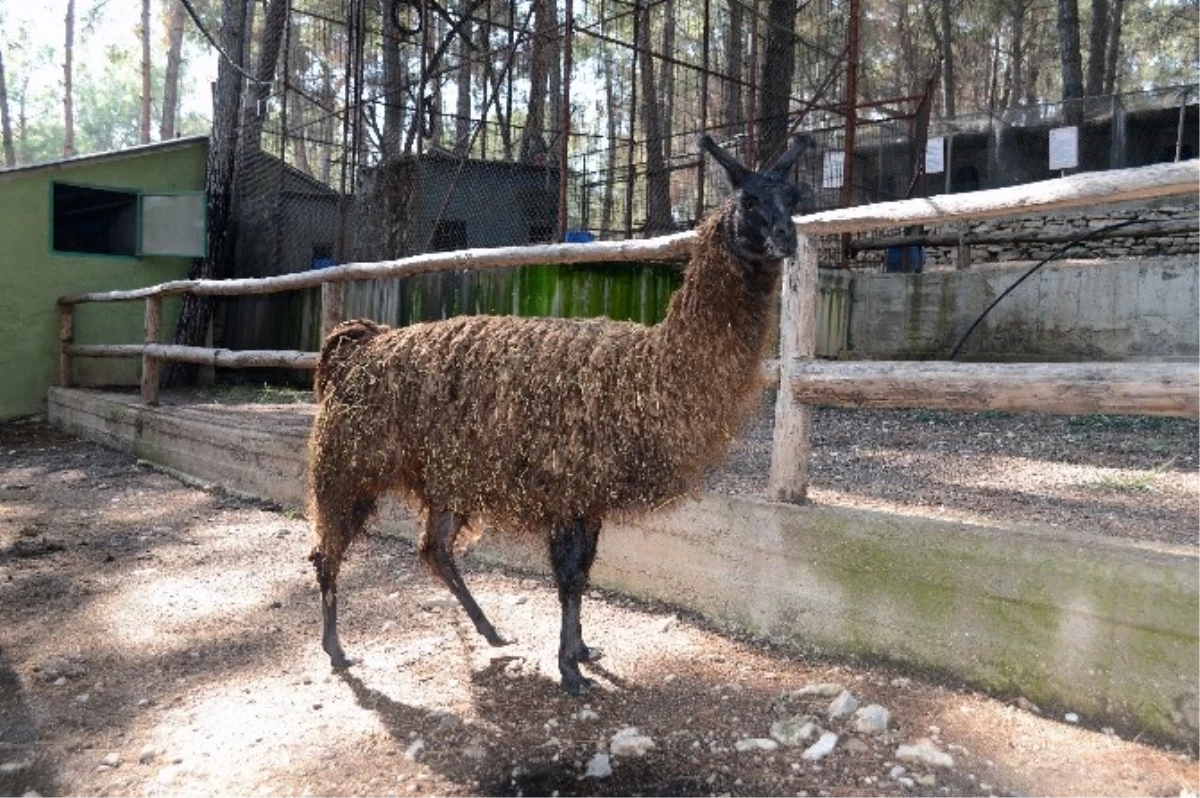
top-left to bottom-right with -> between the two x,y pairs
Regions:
0,137 -> 209,420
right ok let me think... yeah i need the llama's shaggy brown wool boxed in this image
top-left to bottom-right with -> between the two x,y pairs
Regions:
308,203 -> 777,551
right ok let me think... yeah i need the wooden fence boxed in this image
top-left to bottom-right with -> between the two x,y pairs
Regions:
57,159 -> 1200,503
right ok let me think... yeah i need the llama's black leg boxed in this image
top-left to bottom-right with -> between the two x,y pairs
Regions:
419,509 -> 509,646
550,517 -> 600,695
310,497 -> 375,669
310,548 -> 351,668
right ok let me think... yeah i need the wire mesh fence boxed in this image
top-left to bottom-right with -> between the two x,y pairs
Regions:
216,0 -> 1198,351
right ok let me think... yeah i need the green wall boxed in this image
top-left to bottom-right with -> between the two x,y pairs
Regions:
0,139 -> 208,420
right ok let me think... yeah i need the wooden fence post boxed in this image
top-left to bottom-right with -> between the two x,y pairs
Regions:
141,296 -> 162,405
321,281 -> 345,342
58,302 -> 74,387
768,232 -> 819,503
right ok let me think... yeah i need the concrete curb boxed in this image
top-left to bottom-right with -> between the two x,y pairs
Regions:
46,386 -> 1199,743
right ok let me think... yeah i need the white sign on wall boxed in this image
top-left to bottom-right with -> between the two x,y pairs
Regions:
1049,126 -> 1079,170
925,136 -> 945,173
822,151 -> 844,188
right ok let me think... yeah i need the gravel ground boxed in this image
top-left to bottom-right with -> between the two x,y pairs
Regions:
709,396 -> 1199,549
1,405 -> 1197,797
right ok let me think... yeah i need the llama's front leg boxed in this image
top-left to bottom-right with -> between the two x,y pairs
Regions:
310,496 -> 375,669
550,517 -> 601,695
419,509 -> 510,646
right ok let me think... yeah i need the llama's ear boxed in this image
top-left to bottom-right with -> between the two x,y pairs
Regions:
769,134 -> 813,176
699,134 -> 749,188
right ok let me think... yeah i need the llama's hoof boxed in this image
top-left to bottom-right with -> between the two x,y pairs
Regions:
329,652 -> 357,669
561,674 -> 595,695
578,645 -> 602,663
485,631 -> 516,648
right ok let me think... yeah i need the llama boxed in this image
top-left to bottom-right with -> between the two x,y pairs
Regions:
308,134 -> 813,694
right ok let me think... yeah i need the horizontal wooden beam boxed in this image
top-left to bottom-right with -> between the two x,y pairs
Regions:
849,219 -> 1198,251
793,160 -> 1200,236
58,233 -> 696,304
65,344 -> 318,370
785,360 -> 1200,419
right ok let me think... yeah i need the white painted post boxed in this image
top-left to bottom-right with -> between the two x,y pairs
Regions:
769,232 -> 819,503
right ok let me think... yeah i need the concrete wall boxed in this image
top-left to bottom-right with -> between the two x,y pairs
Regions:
834,255 -> 1199,361
0,139 -> 208,420
46,386 -> 1199,745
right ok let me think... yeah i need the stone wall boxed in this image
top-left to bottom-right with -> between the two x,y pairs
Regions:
927,196 -> 1199,268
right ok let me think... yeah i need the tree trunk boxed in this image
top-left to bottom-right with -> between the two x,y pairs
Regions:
723,0 -> 744,133
454,0 -> 474,156
659,0 -> 675,160
287,23 -> 312,173
161,0 -> 187,139
242,0 -> 289,152
1102,0 -> 1124,93
519,0 -> 551,162
547,0 -> 562,166
0,47 -> 15,166
757,0 -> 797,166
1007,3 -> 1025,108
1085,0 -> 1109,95
637,0 -> 671,234
381,0 -> 406,160
164,0 -> 250,388
939,0 -> 956,117
63,0 -> 76,157
141,0 -> 153,143
601,47 -> 618,236
1057,0 -> 1085,122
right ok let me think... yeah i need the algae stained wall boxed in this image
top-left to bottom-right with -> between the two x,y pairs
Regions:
0,139 -> 208,420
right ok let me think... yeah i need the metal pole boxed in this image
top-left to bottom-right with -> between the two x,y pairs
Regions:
840,0 -> 860,266
558,0 -> 574,241
696,0 -> 711,224
624,0 -> 640,238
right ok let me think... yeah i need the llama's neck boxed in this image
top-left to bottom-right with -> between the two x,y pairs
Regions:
656,203 -> 780,384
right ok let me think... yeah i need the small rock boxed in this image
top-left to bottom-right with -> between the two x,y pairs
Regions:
853,704 -> 891,734
896,739 -> 955,769
771,716 -> 818,746
734,738 -> 779,753
575,708 -> 600,722
800,732 -> 839,761
843,737 -> 870,754
74,693 -> 89,704
890,677 -> 912,688
827,690 -> 859,719
915,773 -> 937,787
138,745 -> 157,764
53,677 -> 67,687
583,753 -> 612,779
22,790 -> 42,798
889,765 -> 907,780
101,752 -> 121,768
609,728 -> 655,757
1015,696 -> 1041,714
0,762 -> 30,775
405,739 -> 425,761
794,682 -> 845,698
462,744 -> 487,761
1064,712 -> 1079,723
898,776 -> 915,788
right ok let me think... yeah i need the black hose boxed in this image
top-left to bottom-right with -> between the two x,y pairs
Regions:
948,217 -> 1144,360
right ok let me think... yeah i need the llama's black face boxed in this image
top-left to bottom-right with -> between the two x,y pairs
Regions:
700,134 -> 814,266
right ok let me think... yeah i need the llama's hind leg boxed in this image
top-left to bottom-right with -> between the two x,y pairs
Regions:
419,509 -> 510,647
310,497 -> 375,668
550,517 -> 600,695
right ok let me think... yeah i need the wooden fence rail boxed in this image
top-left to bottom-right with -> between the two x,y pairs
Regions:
56,159 -> 1200,502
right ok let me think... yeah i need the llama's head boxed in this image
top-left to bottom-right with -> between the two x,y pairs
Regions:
700,133 -> 814,266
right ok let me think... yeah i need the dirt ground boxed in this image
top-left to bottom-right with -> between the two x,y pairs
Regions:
1,408 -> 1198,798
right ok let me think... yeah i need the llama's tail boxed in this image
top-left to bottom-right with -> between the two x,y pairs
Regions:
314,318 -> 386,400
